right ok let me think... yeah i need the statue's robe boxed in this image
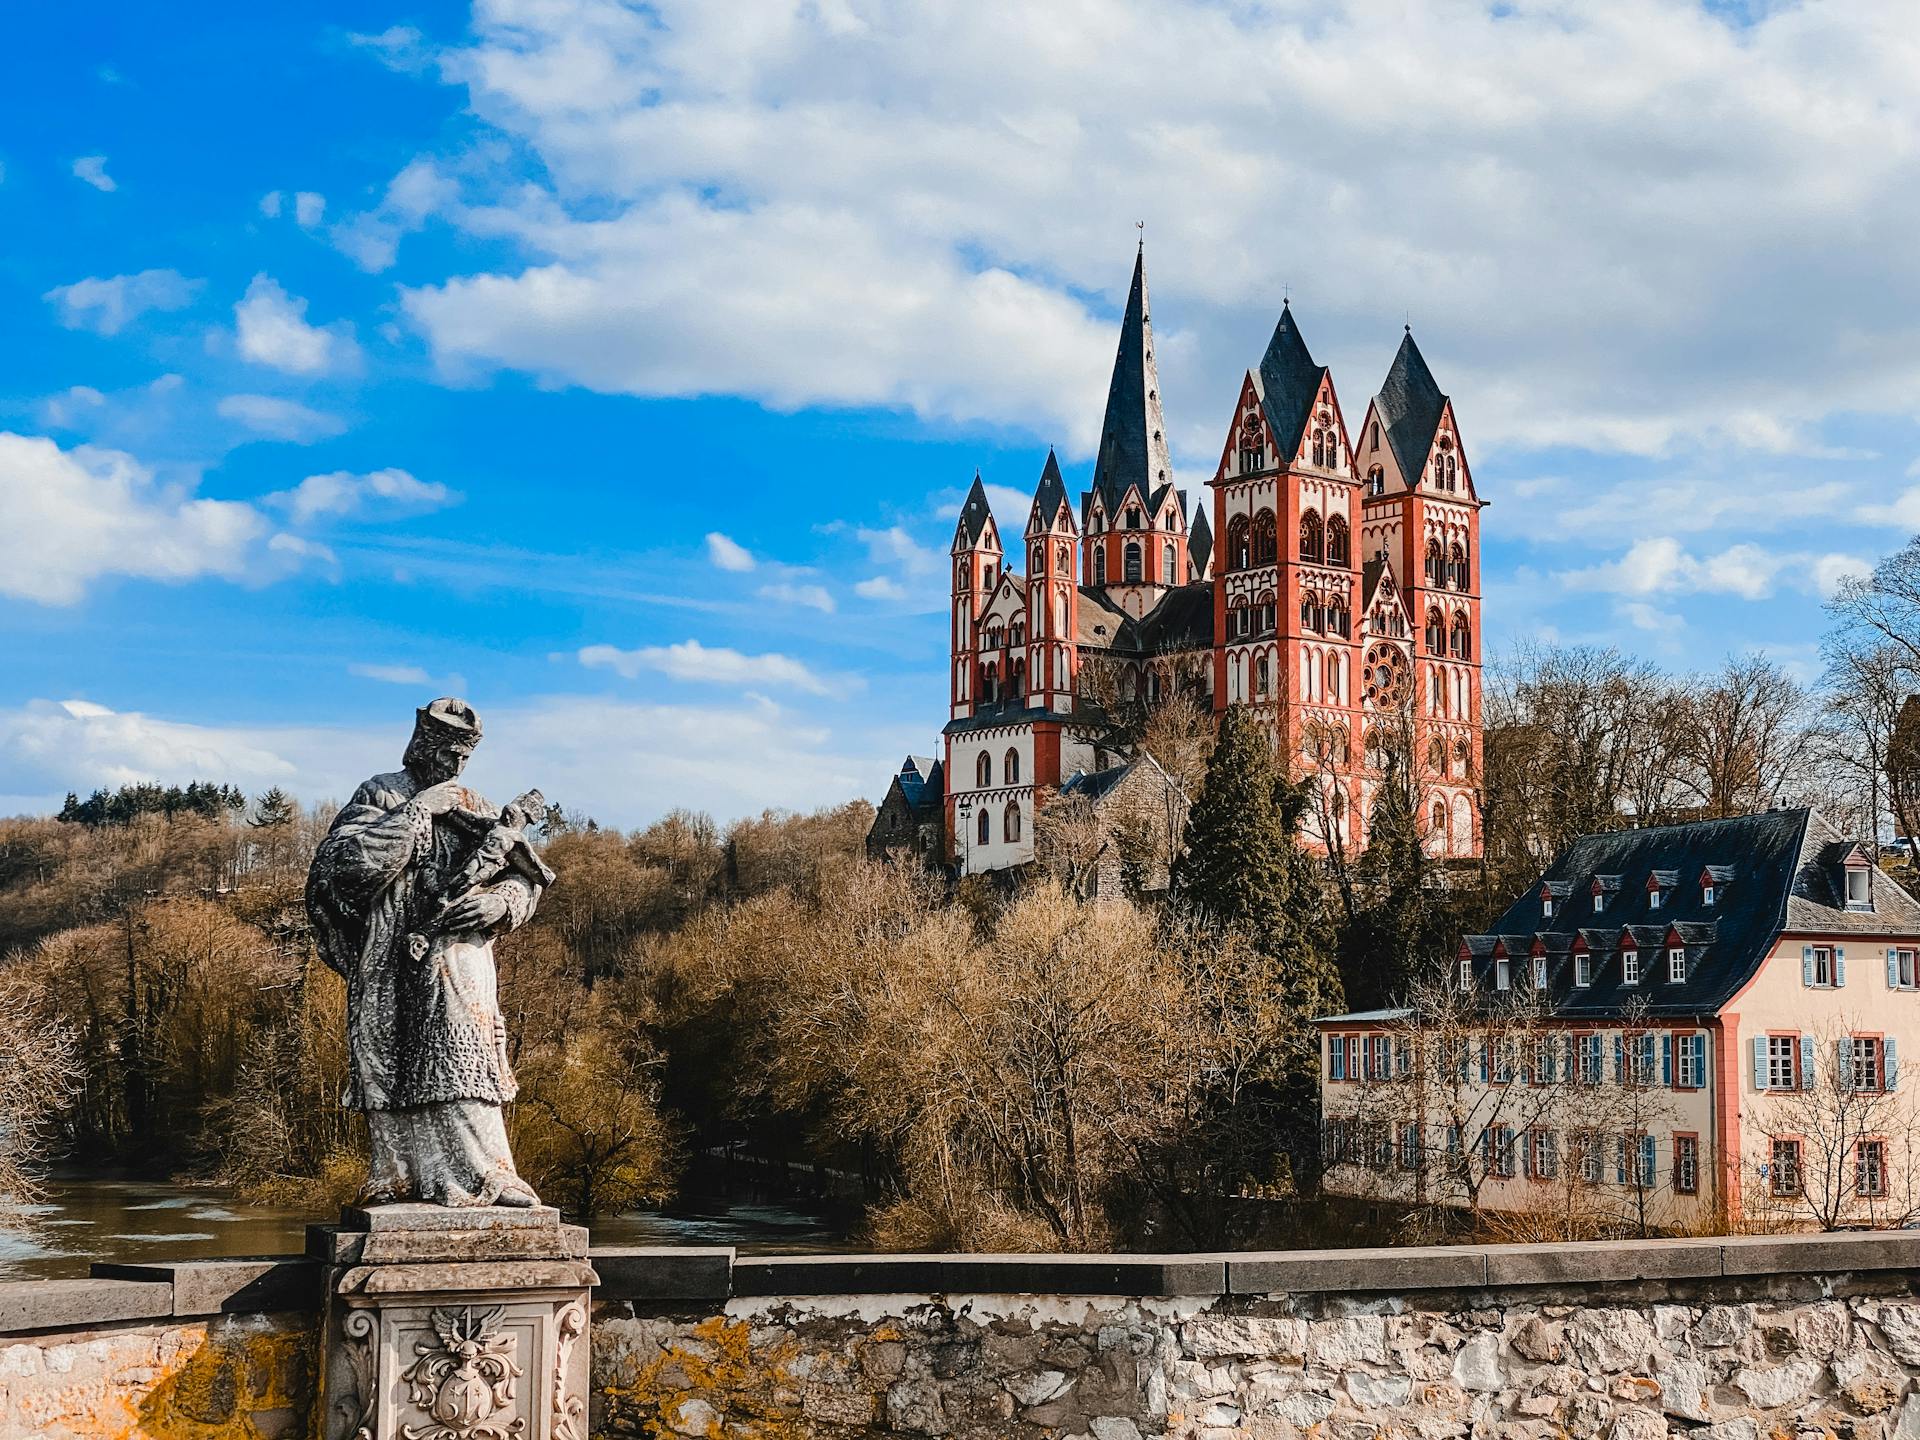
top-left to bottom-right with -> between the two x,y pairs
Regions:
307,769 -> 542,1206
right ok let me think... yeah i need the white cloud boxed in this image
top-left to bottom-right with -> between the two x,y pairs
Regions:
294,191 -> 326,228
349,24 -> 433,74
234,274 -> 358,375
0,432 -> 268,604
217,394 -> 347,443
1858,484 -> 1920,530
39,386 -> 106,428
578,639 -> 833,696
856,524 -> 942,577
1561,536 -> 1872,602
0,692 -> 903,826
260,190 -> 283,219
333,158 -> 457,271
71,156 -> 116,192
369,0 -> 1920,467
45,269 -> 201,335
757,581 -> 834,613
268,468 -> 455,524
705,531 -> 754,571
349,663 -> 432,685
854,576 -> 906,601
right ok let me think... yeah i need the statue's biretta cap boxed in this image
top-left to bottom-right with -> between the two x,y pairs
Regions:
414,696 -> 482,744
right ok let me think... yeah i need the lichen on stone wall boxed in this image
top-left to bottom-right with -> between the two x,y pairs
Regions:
590,1280 -> 1920,1440
0,1312 -> 313,1440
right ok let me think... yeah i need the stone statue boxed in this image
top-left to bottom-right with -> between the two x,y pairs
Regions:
307,698 -> 550,1207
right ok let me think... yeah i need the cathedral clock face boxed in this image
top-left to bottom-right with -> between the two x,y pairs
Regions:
1364,644 -> 1410,707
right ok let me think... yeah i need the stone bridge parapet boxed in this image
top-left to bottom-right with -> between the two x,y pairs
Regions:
7,1230 -> 1920,1437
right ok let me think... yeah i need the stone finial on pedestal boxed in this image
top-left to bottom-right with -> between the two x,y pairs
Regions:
311,1204 -> 596,1440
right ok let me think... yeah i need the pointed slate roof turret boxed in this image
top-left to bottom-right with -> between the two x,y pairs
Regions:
1255,302 -> 1329,465
1187,504 -> 1212,575
1028,448 -> 1072,534
953,471 -> 998,551
1089,246 -> 1173,514
1376,328 -> 1448,489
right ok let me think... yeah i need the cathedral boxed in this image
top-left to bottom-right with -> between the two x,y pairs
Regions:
873,246 -> 1484,876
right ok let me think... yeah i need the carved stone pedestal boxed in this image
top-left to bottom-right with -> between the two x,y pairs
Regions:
310,1205 -> 597,1440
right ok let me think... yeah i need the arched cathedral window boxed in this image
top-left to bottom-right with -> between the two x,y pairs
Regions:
1094,547 -> 1108,585
1449,544 -> 1470,591
977,752 -> 992,788
1162,541 -> 1175,581
1124,541 -> 1143,583
1450,616 -> 1472,660
1327,515 -> 1350,567
1425,539 -> 1443,586
1004,802 -> 1022,843
1227,516 -> 1251,571
1426,607 -> 1446,655
1252,511 -> 1277,566
977,807 -> 991,846
1299,510 -> 1324,564
1005,748 -> 1021,784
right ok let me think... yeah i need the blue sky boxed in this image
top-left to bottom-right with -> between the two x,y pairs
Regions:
3,0 -> 1919,826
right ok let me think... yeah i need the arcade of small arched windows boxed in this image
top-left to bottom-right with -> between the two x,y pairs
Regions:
1310,415 -> 1339,469
1327,515 -> 1350,567
1421,608 -> 1471,660
1302,719 -> 1351,770
1422,537 -> 1472,592
1426,664 -> 1474,721
1228,593 -> 1277,640
1429,438 -> 1460,493
1299,591 -> 1350,638
1299,646 -> 1349,706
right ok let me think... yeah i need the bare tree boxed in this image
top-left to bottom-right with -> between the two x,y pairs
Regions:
1674,655 -> 1823,819
0,973 -> 78,1200
1745,1015 -> 1920,1231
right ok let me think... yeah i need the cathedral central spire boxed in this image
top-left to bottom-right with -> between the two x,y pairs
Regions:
1089,246 -> 1173,512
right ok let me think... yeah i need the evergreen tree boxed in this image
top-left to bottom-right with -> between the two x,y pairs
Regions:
1173,707 -> 1345,1186
1340,745 -> 1458,1010
249,787 -> 296,829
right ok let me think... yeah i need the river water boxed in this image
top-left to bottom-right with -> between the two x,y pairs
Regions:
0,1176 -> 849,1282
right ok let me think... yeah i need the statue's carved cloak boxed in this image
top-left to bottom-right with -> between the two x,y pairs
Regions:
307,769 -> 540,1112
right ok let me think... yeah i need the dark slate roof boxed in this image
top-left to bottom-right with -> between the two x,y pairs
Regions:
1187,507 -> 1213,575
1361,557 -> 1387,609
1061,762 -> 1134,804
1462,808 -> 1920,1019
1132,583 -> 1215,654
1375,329 -> 1447,490
916,759 -> 944,814
943,701 -> 1105,738
1255,303 -> 1327,463
955,472 -> 997,549
1076,585 -> 1132,649
897,755 -> 937,809
1089,247 -> 1173,513
1029,449 -> 1071,533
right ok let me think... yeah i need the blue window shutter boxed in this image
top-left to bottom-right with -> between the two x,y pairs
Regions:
1889,1038 -> 1900,1090
1480,1042 -> 1489,1083
1752,1035 -> 1768,1090
1836,947 -> 1847,987
1641,1134 -> 1656,1183
1615,1136 -> 1627,1185
1330,1037 -> 1344,1081
1838,1037 -> 1853,1090
1695,1032 -> 1708,1085
1662,1034 -> 1673,1086
1803,945 -> 1815,986
1800,1034 -> 1816,1090
1613,1034 -> 1624,1083
1891,947 -> 1902,988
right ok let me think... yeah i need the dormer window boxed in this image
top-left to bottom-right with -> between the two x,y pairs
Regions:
1649,886 -> 1662,910
1574,952 -> 1592,987
1495,956 -> 1511,991
1531,956 -> 1548,988
1702,884 -> 1716,907
1621,948 -> 1640,985
1458,956 -> 1472,992
1668,947 -> 1686,983
1594,893 -> 1607,915
1542,896 -> 1556,919
1846,868 -> 1871,909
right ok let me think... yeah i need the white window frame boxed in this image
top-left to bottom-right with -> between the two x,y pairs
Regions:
1858,1138 -> 1888,1198
1767,1034 -> 1799,1091
1495,957 -> 1510,991
1531,955 -> 1548,989
1649,888 -> 1662,910
1575,952 -> 1592,987
1675,1135 -> 1699,1194
1847,869 -> 1871,906
1458,955 -> 1472,991
1851,1036 -> 1883,1093
1595,892 -> 1608,914
1668,947 -> 1686,983
1542,896 -> 1556,919
1702,884 -> 1717,907
1622,948 -> 1640,986
1900,949 -> 1919,989
1811,947 -> 1835,987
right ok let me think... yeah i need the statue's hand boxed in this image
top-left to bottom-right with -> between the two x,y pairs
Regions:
438,891 -> 509,934
413,780 -> 470,816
